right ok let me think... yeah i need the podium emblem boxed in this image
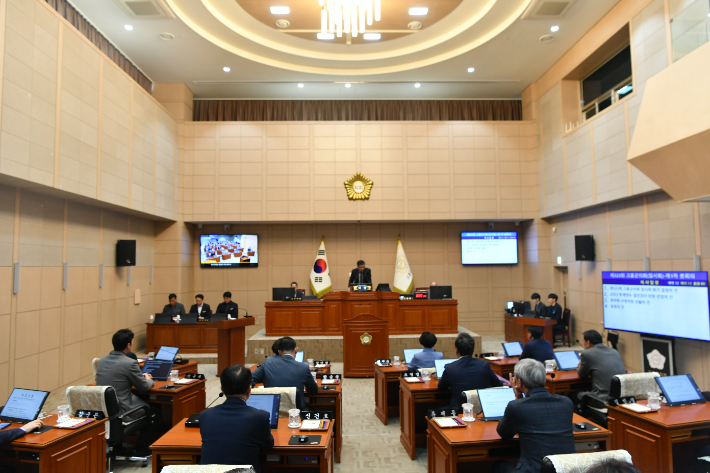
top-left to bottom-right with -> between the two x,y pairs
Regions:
360,332 -> 372,345
344,173 -> 373,200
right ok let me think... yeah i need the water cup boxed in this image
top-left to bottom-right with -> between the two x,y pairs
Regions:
147,352 -> 155,361
462,403 -> 475,422
498,350 -> 506,359
170,370 -> 179,382
545,361 -> 555,373
648,392 -> 661,410
393,356 -> 401,366
311,371 -> 317,381
57,404 -> 71,423
288,409 -> 301,428
421,368 -> 431,381
307,358 -> 315,370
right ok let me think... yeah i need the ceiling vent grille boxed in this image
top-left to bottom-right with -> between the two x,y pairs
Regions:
112,0 -> 176,18
521,0 -> 577,19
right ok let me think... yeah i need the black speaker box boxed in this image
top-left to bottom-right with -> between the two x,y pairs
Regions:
116,240 -> 136,266
574,235 -> 595,261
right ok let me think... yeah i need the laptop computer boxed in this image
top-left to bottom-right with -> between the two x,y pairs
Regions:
478,387 -> 516,421
154,313 -> 172,324
142,359 -> 174,381
502,342 -> 523,358
245,394 -> 281,429
180,313 -> 198,324
155,346 -> 179,362
295,352 -> 304,363
434,359 -> 457,379
655,374 -> 707,407
404,348 -> 423,364
553,350 -> 580,371
0,388 -> 50,424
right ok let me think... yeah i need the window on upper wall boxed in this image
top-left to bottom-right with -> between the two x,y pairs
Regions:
581,44 -> 633,120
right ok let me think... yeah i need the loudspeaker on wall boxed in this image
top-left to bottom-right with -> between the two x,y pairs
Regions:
116,240 -> 136,267
575,235 -> 595,261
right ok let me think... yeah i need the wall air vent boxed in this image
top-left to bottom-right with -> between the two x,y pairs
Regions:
521,0 -> 577,19
112,0 -> 176,19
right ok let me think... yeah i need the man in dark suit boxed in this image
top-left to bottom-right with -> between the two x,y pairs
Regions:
0,419 -> 43,445
348,260 -> 372,287
252,337 -> 318,410
291,282 -> 305,297
546,293 -> 564,332
199,364 -> 274,471
438,333 -> 502,409
189,294 -> 211,320
162,293 -> 186,319
572,330 -> 626,406
531,293 -> 546,317
215,291 -> 238,317
96,329 -> 155,457
519,326 -> 554,364
494,359 -> 575,473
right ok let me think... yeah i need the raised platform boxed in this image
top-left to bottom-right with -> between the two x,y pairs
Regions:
245,327 -> 481,364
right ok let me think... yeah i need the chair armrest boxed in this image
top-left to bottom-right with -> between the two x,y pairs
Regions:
580,393 -> 607,408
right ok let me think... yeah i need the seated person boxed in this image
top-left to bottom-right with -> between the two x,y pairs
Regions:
216,291 -> 239,317
162,293 -> 186,319
546,293 -> 564,332
95,329 -> 155,457
199,365 -> 274,471
585,459 -> 642,473
291,282 -> 305,297
408,331 -> 444,370
252,337 -> 318,410
267,338 -> 283,360
348,260 -> 372,287
572,330 -> 626,406
519,326 -> 554,364
531,292 -> 546,317
494,359 -> 575,473
0,419 -> 43,445
189,294 -> 211,320
438,333 -> 502,409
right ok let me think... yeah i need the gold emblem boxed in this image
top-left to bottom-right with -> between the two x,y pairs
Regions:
344,173 -> 373,200
360,332 -> 372,345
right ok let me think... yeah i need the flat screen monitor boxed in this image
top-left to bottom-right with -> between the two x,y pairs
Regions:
272,287 -> 296,301
502,342 -> 523,357
602,271 -> 710,341
506,301 -> 514,310
430,286 -> 453,300
655,374 -> 706,406
200,234 -> 259,268
0,388 -> 50,423
245,394 -> 281,429
295,352 -> 304,363
478,387 -> 516,421
403,348 -> 423,364
554,351 -> 580,371
461,232 -> 518,265
434,359 -> 457,379
155,346 -> 179,361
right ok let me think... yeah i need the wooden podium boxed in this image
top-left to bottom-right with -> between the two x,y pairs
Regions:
342,313 -> 389,378
213,318 -> 255,375
504,315 -> 556,346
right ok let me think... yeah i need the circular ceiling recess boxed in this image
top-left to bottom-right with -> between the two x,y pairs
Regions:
165,0 -> 533,75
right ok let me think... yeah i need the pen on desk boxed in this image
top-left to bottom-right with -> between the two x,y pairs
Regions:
453,417 -> 464,426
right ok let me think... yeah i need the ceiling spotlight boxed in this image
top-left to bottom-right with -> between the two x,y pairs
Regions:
275,19 -> 290,28
550,25 -> 560,32
298,83 -> 304,88
363,33 -> 381,40
159,32 -> 174,41
408,21 -> 422,30
414,83 -> 421,88
467,67 -> 475,73
270,6 -> 290,14
539,34 -> 555,43
317,32 -> 335,40
124,25 -> 133,31
223,66 -> 231,72
345,83 -> 352,88
409,7 -> 429,15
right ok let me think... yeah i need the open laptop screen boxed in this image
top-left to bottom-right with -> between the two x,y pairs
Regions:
553,351 -> 580,371
295,352 -> 304,363
246,394 -> 281,429
155,346 -> 179,361
404,349 -> 423,364
478,387 -> 516,420
502,342 -> 523,357
656,374 -> 705,405
0,388 -> 50,423
142,360 -> 173,380
434,359 -> 457,378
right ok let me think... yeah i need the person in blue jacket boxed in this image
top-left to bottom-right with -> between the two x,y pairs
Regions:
408,331 -> 444,370
519,326 -> 554,364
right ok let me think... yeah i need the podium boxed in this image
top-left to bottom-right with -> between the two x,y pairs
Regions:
504,315 -> 556,346
342,313 -> 389,377
213,318 -> 255,375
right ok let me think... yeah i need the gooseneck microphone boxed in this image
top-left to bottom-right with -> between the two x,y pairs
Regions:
206,392 -> 224,409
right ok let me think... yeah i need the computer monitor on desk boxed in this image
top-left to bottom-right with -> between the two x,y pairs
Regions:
430,285 -> 453,300
272,287 -> 295,301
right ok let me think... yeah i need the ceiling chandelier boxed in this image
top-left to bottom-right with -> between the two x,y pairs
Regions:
319,0 -> 382,38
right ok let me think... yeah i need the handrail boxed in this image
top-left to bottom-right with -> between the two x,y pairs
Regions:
581,76 -> 633,121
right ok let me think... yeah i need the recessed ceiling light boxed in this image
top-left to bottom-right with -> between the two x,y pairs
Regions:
317,32 -> 334,40
408,21 -> 422,30
124,25 -> 133,31
539,34 -> 554,43
550,25 -> 560,32
159,32 -> 174,41
298,83 -> 304,88
363,33 -> 381,40
223,66 -> 231,72
270,6 -> 290,14
414,83 -> 421,88
275,19 -> 290,28
409,7 -> 428,15
467,67 -> 475,73
345,83 -> 352,88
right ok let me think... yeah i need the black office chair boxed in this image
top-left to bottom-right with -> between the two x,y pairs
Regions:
606,331 -> 619,350
553,308 -> 571,347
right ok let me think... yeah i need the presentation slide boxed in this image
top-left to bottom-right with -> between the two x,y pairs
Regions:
200,234 -> 259,268
602,271 -> 710,341
478,388 -> 516,418
461,232 -> 518,265
1,389 -> 47,421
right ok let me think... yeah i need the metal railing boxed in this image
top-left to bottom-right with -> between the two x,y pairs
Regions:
581,76 -> 633,122
671,0 -> 710,62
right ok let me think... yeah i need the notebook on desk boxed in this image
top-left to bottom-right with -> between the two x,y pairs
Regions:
434,359 -> 457,379
245,394 -> 281,429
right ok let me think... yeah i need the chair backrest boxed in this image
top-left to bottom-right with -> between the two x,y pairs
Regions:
65,385 -> 120,442
460,390 -> 482,414
92,358 -> 100,376
609,372 -> 660,400
252,387 -> 297,417
160,466 -> 254,473
562,308 -> 571,327
541,450 -> 633,473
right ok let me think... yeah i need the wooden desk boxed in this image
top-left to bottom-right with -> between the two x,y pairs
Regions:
151,417 -> 334,473
607,401 -> 710,473
427,413 -> 611,473
146,322 -> 220,353
374,364 -> 408,425
486,357 -> 518,377
546,371 -> 592,394
135,379 -> 207,429
400,378 -> 452,460
0,414 -> 107,472
138,360 -> 199,378
504,315 -> 556,346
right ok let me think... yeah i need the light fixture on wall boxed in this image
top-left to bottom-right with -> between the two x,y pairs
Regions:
414,83 -> 421,88
344,83 -> 352,88
319,0 -> 381,38
298,83 -> 305,88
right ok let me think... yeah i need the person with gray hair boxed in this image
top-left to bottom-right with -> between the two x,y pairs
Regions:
492,359 -> 575,473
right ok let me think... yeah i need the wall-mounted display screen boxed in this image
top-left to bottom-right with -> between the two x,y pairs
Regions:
200,235 -> 259,267
461,232 -> 518,265
602,271 -> 710,341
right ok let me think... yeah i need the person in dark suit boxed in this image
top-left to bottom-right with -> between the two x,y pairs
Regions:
0,419 -> 43,445
252,337 -> 318,410
189,294 -> 211,320
215,291 -> 239,316
290,282 -> 305,297
493,359 -> 575,473
519,326 -> 554,364
96,329 -> 155,457
546,293 -> 564,332
162,293 -> 186,318
438,333 -> 502,409
531,293 -> 546,317
348,260 -> 372,287
199,364 -> 274,471
571,330 -> 626,406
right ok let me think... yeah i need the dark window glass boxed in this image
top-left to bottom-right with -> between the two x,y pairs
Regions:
582,45 -> 632,105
